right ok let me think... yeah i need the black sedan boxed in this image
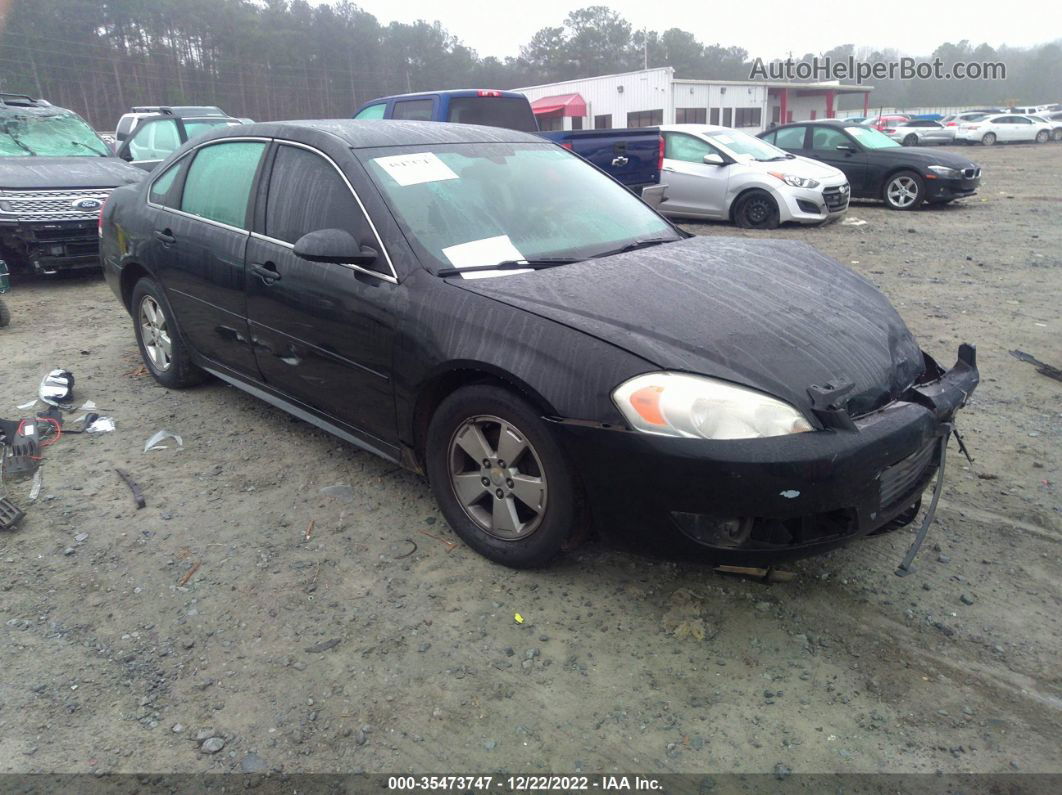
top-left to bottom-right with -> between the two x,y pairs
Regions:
759,122 -> 982,210
100,121 -> 979,569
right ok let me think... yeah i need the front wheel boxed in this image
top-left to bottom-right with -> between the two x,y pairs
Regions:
1035,130 -> 1050,144
0,297 -> 9,328
425,384 -> 581,568
903,133 -> 918,146
733,190 -> 780,229
981,132 -> 997,146
1053,129 -> 1062,142
883,170 -> 925,210
131,277 -> 205,389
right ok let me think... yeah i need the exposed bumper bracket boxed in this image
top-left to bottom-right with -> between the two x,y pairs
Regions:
895,423 -> 952,577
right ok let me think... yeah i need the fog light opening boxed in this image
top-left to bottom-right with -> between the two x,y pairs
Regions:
672,513 -> 754,548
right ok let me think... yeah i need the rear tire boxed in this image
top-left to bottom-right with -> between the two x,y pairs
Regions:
0,297 -> 9,328
425,384 -> 580,568
1053,129 -> 1062,142
883,170 -> 925,210
981,132 -> 996,146
131,277 -> 205,389
733,190 -> 780,229
903,133 -> 918,146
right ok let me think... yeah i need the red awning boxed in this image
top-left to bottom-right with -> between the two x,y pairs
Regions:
530,93 -> 587,117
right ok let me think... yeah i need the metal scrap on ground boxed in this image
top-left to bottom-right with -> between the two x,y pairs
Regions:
1010,349 -> 1062,382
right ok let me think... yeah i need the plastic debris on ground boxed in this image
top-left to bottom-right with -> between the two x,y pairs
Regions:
841,217 -> 867,226
144,429 -> 183,452
28,469 -> 42,501
0,497 -> 25,531
319,484 -> 354,502
86,417 -> 116,433
38,369 -> 75,407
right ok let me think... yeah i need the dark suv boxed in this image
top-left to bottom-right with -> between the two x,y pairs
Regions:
0,93 -> 144,273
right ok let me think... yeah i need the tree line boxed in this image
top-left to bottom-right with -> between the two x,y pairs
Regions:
0,0 -> 1058,130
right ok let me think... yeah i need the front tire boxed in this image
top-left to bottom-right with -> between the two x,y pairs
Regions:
981,132 -> 997,146
883,170 -> 925,210
1035,129 -> 1050,144
733,190 -> 780,229
131,277 -> 205,389
425,384 -> 580,568
0,298 -> 9,328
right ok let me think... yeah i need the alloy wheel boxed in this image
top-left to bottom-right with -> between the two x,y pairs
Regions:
448,415 -> 547,540
886,176 -> 919,208
139,295 -> 172,372
982,133 -> 996,146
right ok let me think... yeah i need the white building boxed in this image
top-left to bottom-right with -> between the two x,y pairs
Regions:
513,67 -> 874,133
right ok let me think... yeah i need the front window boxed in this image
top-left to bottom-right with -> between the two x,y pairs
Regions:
354,103 -> 386,120
360,143 -> 679,273
845,126 -> 900,149
702,130 -> 788,161
0,110 -> 110,157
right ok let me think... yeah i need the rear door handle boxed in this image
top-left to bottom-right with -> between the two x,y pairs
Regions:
251,262 -> 281,284
153,229 -> 175,246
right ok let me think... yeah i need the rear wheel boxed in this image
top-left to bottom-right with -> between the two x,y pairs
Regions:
0,297 -> 9,328
131,277 -> 205,389
733,190 -> 780,229
883,170 -> 925,210
981,132 -> 996,146
1035,129 -> 1050,144
903,133 -> 918,146
425,384 -> 580,568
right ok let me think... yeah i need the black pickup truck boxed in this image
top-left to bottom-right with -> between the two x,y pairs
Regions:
0,93 -> 144,273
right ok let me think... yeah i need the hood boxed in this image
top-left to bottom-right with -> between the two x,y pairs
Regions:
0,157 -> 145,190
869,146 -> 979,169
454,237 -> 925,418
763,155 -> 844,180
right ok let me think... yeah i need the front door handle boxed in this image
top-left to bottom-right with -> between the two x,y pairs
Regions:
251,262 -> 281,284
153,229 -> 175,246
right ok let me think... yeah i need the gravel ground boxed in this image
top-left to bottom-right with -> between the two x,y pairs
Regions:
0,143 -> 1059,776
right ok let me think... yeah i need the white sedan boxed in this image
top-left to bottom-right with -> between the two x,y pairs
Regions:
955,114 -> 1053,145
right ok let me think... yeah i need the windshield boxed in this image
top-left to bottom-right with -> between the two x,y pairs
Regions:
361,142 -> 679,274
702,130 -> 788,161
0,110 -> 110,157
845,126 -> 900,149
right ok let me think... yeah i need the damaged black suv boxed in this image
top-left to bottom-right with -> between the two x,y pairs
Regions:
0,93 -> 144,274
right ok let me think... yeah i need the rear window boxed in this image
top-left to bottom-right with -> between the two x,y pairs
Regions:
446,97 -> 537,132
181,141 -> 265,229
393,99 -> 433,121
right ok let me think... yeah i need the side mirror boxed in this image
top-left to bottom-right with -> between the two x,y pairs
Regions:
293,228 -> 377,266
835,144 -> 856,153
703,153 -> 725,165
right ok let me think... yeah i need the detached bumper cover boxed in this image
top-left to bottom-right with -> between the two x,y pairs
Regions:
550,345 -> 979,562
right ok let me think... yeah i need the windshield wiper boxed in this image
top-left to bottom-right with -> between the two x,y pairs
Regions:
436,258 -> 579,277
757,154 -> 793,161
1,131 -> 35,156
592,237 -> 673,258
69,139 -> 107,156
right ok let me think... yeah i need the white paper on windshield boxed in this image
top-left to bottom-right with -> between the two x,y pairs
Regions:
372,152 -> 458,187
441,235 -> 530,279
714,134 -> 735,144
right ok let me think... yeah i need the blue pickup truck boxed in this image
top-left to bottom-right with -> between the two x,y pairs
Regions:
354,89 -> 661,194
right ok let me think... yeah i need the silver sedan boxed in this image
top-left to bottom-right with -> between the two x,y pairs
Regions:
888,120 -> 956,146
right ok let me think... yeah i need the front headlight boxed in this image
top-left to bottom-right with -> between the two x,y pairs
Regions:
768,172 -> 820,189
927,165 -> 960,178
612,372 -> 815,440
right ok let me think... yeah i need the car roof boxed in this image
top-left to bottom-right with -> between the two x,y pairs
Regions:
658,123 -> 744,134
363,89 -> 526,104
200,119 -> 545,149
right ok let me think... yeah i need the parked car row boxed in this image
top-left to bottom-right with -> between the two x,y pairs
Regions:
856,110 -> 1060,146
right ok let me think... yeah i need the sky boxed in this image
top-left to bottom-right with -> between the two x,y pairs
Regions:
325,0 -> 1058,61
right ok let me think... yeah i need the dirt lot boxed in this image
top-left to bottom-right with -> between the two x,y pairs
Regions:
0,143 -> 1059,778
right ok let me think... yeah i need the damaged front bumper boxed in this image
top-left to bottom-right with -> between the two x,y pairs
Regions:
0,218 -> 102,273
550,345 -> 979,564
